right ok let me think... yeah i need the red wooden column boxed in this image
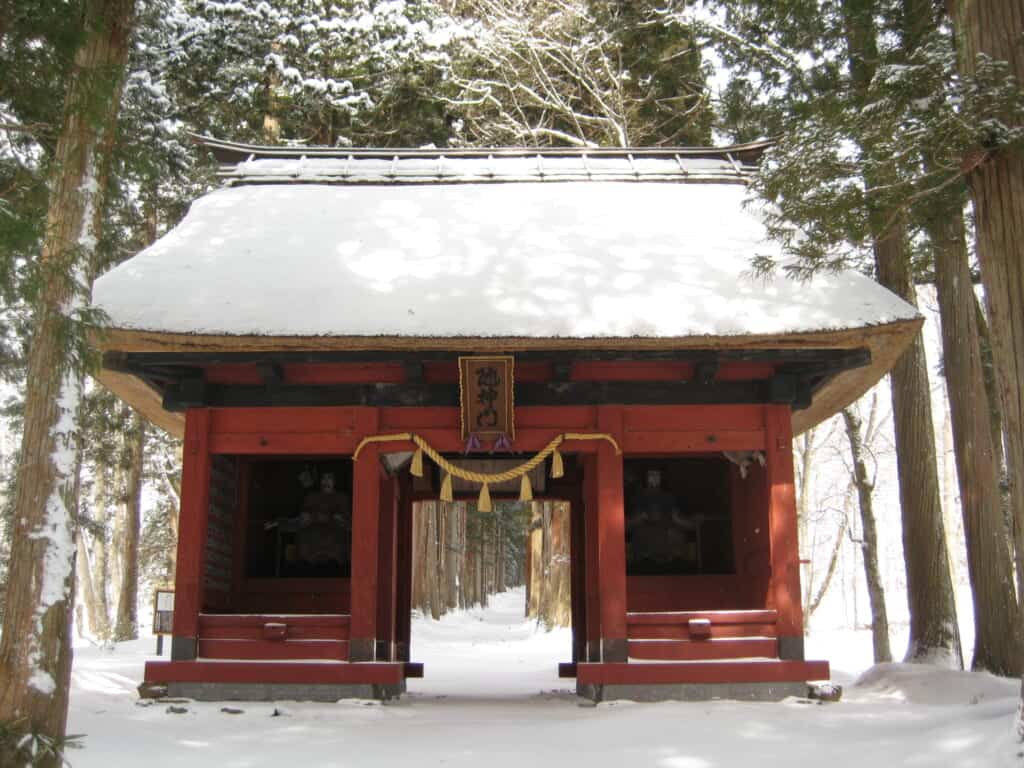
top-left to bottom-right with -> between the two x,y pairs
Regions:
567,485 -> 586,664
596,405 -> 628,662
375,473 -> 399,662
171,408 -> 212,661
581,453 -> 601,662
349,408 -> 382,661
765,404 -> 805,660
394,474 -> 414,662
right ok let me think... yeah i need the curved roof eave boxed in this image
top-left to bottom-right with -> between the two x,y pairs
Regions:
96,316 -> 922,440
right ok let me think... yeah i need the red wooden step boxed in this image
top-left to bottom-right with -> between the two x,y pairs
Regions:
626,610 -> 778,625
628,623 -> 777,641
198,614 -> 350,628
197,638 -> 348,661
144,660 -> 404,686
629,638 -> 778,661
576,659 -> 830,686
198,613 -> 350,641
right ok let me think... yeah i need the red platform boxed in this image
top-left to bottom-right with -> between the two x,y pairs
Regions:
575,659 -> 830,686
144,660 -> 407,686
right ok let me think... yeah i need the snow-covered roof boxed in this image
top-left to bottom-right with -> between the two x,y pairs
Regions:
93,144 -> 924,437
92,178 -> 917,340
220,152 -> 751,185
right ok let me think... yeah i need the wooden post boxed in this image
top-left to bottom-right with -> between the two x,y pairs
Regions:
765,405 -> 805,659
375,473 -> 398,662
394,474 -> 413,662
596,405 -> 627,662
582,453 -> 601,661
171,409 -> 212,660
568,487 -> 586,664
349,408 -> 381,661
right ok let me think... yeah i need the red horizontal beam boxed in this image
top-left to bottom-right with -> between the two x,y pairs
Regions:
628,638 -> 778,661
199,613 -> 350,628
572,362 -> 773,382
623,405 -> 767,431
622,430 -> 765,453
628,623 -> 777,641
626,610 -> 778,625
576,660 -> 830,685
197,639 -> 348,661
199,625 -> 348,642
144,660 -> 405,686
201,362 -> 775,386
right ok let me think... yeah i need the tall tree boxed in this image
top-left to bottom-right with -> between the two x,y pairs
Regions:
843,403 -> 893,664
945,0 -> 1024,595
928,196 -> 1021,674
0,0 -> 134,763
838,0 -> 959,664
702,0 -> 962,665
942,0 -> 1024,726
113,408 -> 144,641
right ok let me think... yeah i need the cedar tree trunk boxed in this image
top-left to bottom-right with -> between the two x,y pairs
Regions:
113,413 -> 144,641
842,407 -> 893,663
946,0 -> 1024,544
874,225 -> 962,666
840,0 -> 961,665
929,207 -> 1021,674
0,0 -> 133,761
946,0 -> 1024,711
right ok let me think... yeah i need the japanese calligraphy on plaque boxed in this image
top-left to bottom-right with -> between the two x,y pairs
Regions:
459,356 -> 515,442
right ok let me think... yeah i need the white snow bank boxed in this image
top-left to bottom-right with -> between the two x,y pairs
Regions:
92,182 -> 918,339
66,589 -> 1022,768
855,662 -> 1019,707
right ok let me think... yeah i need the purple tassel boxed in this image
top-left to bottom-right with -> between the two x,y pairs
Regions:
492,434 -> 513,453
464,433 -> 482,453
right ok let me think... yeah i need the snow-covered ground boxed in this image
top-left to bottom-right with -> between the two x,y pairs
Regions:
68,587 -> 1021,768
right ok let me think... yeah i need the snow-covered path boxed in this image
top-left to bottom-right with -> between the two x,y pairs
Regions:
67,588 -> 1020,767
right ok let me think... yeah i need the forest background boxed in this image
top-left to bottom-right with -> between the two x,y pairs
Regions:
0,0 -> 1023,764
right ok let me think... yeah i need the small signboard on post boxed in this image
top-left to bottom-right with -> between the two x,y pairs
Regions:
152,590 -> 174,655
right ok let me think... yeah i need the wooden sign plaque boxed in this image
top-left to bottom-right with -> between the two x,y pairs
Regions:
152,589 -> 175,635
459,356 -> 515,441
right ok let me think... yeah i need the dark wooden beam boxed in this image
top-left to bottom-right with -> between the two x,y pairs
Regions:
257,361 -> 284,386
112,347 -> 872,369
695,358 -> 719,385
163,379 -> 207,410
402,361 -> 424,384
160,378 -> 807,412
110,347 -> 869,415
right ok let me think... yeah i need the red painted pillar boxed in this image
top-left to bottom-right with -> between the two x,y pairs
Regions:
596,405 -> 627,662
765,404 -> 805,660
568,487 -> 586,664
582,453 -> 601,661
376,473 -> 398,662
394,474 -> 414,662
171,408 -> 212,660
349,408 -> 381,661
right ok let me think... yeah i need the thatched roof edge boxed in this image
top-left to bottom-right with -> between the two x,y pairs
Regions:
95,317 -> 921,440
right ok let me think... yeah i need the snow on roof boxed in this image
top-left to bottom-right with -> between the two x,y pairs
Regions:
220,153 -> 751,185
92,178 -> 918,340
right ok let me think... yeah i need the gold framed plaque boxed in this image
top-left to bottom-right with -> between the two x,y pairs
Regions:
459,356 -> 515,442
